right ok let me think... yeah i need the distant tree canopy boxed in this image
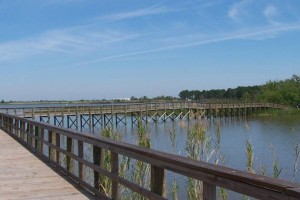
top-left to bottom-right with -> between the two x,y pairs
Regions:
257,75 -> 300,106
178,75 -> 300,106
178,86 -> 260,101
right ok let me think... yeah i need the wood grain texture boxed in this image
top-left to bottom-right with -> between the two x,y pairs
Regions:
0,129 -> 90,200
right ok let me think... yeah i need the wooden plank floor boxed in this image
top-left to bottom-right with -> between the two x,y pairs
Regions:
0,130 -> 91,200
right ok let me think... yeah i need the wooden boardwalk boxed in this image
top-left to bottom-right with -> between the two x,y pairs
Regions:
0,129 -> 91,200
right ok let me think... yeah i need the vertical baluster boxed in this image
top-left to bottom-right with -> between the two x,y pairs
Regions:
151,166 -> 166,197
78,140 -> 83,180
66,137 -> 72,171
93,146 -> 104,190
39,127 -> 44,154
55,132 -> 61,164
111,152 -> 119,200
203,182 -> 216,200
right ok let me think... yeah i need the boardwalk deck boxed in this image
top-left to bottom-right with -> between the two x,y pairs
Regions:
0,129 -> 91,200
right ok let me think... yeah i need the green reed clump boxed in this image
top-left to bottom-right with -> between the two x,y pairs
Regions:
186,121 -> 209,200
129,117 -> 151,200
292,144 -> 300,182
271,147 -> 282,179
220,187 -> 228,200
246,139 -> 254,173
169,126 -> 176,149
260,164 -> 265,176
214,124 -> 227,200
171,181 -> 179,200
98,126 -> 122,197
186,122 -> 208,161
169,126 -> 178,200
273,158 -> 282,179
185,121 -> 228,200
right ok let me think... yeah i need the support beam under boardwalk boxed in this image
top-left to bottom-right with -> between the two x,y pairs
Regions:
0,130 -> 93,200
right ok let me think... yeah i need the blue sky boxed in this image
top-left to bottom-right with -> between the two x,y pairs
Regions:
1,0 -> 300,101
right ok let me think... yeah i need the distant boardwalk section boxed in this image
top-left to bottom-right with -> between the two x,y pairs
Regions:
0,129 -> 90,200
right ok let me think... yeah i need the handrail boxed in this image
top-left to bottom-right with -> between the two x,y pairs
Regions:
0,112 -> 299,199
0,102 -> 290,117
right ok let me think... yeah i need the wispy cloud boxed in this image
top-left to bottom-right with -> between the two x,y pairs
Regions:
228,0 -> 252,21
99,5 -> 178,22
264,5 -> 279,24
0,28 -> 143,62
76,22 -> 300,65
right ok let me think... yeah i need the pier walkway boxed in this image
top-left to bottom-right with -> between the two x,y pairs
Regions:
0,129 -> 91,200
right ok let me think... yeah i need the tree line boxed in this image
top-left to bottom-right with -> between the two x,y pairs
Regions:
178,75 -> 300,106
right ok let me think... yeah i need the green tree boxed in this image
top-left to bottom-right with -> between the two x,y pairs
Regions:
179,90 -> 191,100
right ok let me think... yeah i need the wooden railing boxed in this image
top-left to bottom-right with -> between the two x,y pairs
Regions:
0,102 -> 289,117
0,112 -> 299,200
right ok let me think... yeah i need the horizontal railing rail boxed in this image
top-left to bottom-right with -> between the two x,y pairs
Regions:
0,112 -> 299,199
0,102 -> 290,117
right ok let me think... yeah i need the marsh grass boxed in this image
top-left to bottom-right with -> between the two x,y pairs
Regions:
125,117 -> 151,200
185,120 -> 227,199
246,140 -> 254,174
253,108 -> 300,117
169,126 -> 179,200
292,144 -> 300,182
98,126 -> 122,196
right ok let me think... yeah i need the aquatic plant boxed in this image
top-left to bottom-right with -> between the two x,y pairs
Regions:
97,126 -> 122,197
246,139 -> 254,174
260,164 -> 265,176
169,126 -> 179,200
292,144 -> 300,182
129,117 -> 151,200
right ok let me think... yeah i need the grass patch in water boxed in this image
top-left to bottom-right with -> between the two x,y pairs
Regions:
253,108 -> 300,117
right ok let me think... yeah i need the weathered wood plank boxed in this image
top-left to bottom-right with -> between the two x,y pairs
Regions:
0,129 -> 90,200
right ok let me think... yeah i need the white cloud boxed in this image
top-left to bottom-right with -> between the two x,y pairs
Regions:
228,0 -> 252,21
0,28 -> 142,62
99,6 -> 177,22
76,22 -> 300,65
264,5 -> 278,24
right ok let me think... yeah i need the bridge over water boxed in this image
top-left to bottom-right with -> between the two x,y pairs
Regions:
0,102 -> 299,200
0,102 -> 288,132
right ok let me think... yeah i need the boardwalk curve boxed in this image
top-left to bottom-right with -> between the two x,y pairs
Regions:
0,129 -> 91,200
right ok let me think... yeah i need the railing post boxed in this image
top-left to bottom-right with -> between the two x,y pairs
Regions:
26,123 -> 31,145
151,166 -> 166,197
78,140 -> 84,180
0,114 -> 3,128
55,132 -> 61,164
48,131 -> 53,159
14,118 -> 18,136
39,127 -> 44,154
203,182 -> 216,200
66,136 -> 72,171
93,146 -> 105,190
20,121 -> 24,141
146,103 -> 148,123
30,124 -> 35,148
31,108 -> 35,120
34,125 -> 38,149
89,107 -> 92,132
111,152 -> 119,200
